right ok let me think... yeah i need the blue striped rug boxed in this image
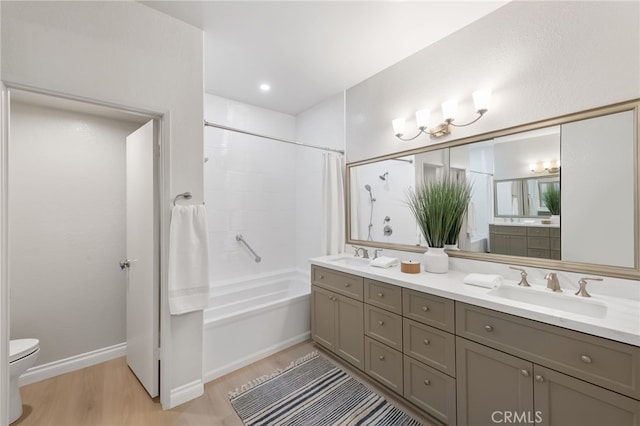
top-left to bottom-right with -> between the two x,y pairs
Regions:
229,351 -> 423,426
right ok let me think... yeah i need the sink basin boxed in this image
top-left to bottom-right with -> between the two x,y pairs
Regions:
327,256 -> 370,267
488,285 -> 608,319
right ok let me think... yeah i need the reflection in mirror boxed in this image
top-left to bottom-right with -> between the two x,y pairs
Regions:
347,100 -> 639,278
349,155 -> 417,244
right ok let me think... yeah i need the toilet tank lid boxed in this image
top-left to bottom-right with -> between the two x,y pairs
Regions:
10,339 -> 39,363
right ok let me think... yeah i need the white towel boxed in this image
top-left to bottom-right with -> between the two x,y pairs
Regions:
463,273 -> 503,289
168,205 -> 210,315
466,201 -> 477,237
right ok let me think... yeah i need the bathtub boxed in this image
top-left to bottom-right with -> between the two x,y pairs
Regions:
203,269 -> 310,383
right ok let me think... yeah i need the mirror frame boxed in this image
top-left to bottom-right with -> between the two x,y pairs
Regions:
345,99 -> 640,280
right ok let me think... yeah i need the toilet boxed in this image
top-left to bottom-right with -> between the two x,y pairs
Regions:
9,339 -> 39,424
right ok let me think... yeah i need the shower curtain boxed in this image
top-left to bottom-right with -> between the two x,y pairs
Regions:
322,153 -> 345,255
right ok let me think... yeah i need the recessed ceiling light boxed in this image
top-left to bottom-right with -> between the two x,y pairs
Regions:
259,83 -> 271,92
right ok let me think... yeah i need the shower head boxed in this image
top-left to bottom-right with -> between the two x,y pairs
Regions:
379,172 -> 389,181
364,184 -> 376,202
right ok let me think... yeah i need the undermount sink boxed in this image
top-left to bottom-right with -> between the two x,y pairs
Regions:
488,284 -> 608,319
327,256 -> 370,266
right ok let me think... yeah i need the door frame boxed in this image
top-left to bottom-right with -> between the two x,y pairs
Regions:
0,82 -> 172,420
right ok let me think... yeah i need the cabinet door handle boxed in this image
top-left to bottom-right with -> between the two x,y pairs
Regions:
422,306 -> 430,312
484,325 -> 494,332
520,369 -> 530,377
319,275 -> 325,279
378,320 -> 384,326
535,375 -> 544,383
377,292 -> 384,298
424,379 -> 431,386
580,355 -> 592,364
344,282 -> 351,287
423,339 -> 430,345
378,355 -> 385,361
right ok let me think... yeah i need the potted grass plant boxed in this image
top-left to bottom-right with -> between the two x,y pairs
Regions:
541,185 -> 560,223
407,175 -> 473,273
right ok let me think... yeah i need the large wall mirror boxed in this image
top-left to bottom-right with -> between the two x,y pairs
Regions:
346,99 -> 640,279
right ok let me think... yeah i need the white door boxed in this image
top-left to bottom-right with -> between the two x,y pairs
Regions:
125,120 -> 159,397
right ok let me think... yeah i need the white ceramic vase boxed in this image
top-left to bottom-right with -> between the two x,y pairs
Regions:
423,247 -> 449,273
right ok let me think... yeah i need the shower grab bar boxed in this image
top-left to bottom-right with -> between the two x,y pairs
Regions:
236,234 -> 262,263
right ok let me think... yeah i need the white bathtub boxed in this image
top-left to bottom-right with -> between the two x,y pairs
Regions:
203,269 -> 310,383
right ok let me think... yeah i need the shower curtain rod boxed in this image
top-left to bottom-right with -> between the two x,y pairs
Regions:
204,120 -> 345,154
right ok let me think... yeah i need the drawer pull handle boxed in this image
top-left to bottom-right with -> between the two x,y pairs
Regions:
377,292 -> 384,298
378,355 -> 385,361
484,325 -> 494,332
520,370 -> 530,377
535,375 -> 544,383
580,355 -> 592,364
320,275 -> 325,279
378,320 -> 385,326
422,306 -> 430,312
423,339 -> 430,345
345,283 -> 351,287
424,379 -> 431,386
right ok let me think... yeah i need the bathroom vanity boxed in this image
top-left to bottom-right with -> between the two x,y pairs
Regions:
309,256 -> 640,426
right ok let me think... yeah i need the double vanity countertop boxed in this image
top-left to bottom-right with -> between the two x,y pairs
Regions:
491,221 -> 560,228
310,254 -> 640,347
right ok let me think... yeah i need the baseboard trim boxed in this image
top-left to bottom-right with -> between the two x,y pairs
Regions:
203,332 -> 310,384
169,379 -> 203,409
19,342 -> 127,386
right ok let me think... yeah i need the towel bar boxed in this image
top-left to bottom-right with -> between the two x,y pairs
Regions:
173,192 -> 193,206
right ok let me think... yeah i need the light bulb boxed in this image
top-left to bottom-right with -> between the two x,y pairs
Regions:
392,118 -> 405,137
473,88 -> 492,113
441,100 -> 458,122
529,163 -> 537,172
415,109 -> 430,130
543,161 -> 551,170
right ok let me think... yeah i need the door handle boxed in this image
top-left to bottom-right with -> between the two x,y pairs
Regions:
120,259 -> 132,270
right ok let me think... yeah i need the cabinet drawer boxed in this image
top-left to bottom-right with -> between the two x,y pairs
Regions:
528,236 -> 550,249
403,318 -> 455,377
403,289 -> 455,333
364,337 -> 403,395
528,248 -> 550,259
364,304 -> 402,350
550,227 -> 561,237
404,355 -> 456,425
365,279 -> 402,314
456,302 -> 640,399
550,237 -> 561,250
312,266 -> 363,301
527,227 -> 550,237
490,225 -> 527,236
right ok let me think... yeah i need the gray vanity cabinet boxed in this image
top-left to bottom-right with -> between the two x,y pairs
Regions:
489,225 -> 528,257
456,337 -> 534,426
489,225 -> 561,259
311,266 -> 364,370
457,338 -> 640,426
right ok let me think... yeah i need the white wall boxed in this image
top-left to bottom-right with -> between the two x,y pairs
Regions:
493,130 -> 560,181
295,93 -> 345,270
344,1 -> 640,294
9,101 -> 138,366
204,94 -> 297,282
346,1 -> 640,162
1,1 -> 204,407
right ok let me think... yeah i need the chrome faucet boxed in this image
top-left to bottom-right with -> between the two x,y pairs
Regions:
509,267 -> 530,287
352,246 -> 370,259
545,272 -> 562,292
373,249 -> 383,260
575,277 -> 603,298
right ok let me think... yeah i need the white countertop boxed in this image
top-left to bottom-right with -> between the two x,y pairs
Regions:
309,254 -> 640,347
491,222 -> 560,228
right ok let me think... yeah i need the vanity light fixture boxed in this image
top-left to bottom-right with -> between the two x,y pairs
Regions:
529,160 -> 561,174
392,88 -> 492,141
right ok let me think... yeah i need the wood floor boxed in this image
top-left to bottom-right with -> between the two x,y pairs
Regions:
15,341 -> 438,426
